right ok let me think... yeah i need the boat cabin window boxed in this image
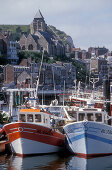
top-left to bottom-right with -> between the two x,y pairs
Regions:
27,114 -> 33,122
35,114 -> 41,122
79,113 -> 85,121
87,113 -> 94,121
19,114 -> 26,122
95,113 -> 102,122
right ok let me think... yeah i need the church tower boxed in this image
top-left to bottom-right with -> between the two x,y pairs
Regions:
30,10 -> 47,34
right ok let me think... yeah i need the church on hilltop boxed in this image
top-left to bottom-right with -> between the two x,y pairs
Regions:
19,10 -> 65,56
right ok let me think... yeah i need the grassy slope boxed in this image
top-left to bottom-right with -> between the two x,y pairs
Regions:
0,24 -> 68,43
0,25 -> 30,33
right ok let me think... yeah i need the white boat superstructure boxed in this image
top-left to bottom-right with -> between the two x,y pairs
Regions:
69,80 -> 104,109
44,105 -> 75,122
69,91 -> 104,109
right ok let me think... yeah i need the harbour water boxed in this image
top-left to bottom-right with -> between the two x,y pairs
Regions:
1,153 -> 112,170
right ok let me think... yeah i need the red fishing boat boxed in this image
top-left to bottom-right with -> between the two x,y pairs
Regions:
3,108 -> 65,157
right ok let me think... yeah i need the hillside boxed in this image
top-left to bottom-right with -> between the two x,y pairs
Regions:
0,25 -> 30,41
0,24 -> 73,46
0,25 -> 29,33
47,26 -> 74,47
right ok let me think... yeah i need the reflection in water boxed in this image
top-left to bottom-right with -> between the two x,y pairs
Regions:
12,154 -> 66,170
68,156 -> 112,170
0,154 -> 13,170
0,153 -> 68,170
1,154 -> 112,170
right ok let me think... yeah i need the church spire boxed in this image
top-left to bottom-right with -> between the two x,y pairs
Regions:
34,10 -> 44,19
30,9 -> 47,34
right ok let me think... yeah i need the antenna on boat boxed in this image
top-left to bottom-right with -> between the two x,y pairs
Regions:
63,80 -> 65,106
89,76 -> 99,99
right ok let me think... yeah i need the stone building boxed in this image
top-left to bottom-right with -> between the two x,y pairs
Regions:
17,71 -> 31,88
3,64 -> 30,86
88,47 -> 108,57
30,10 -> 47,33
3,64 -> 15,84
39,62 -> 76,89
19,10 -> 65,56
90,55 -> 108,81
0,65 -> 4,88
3,57 -> 76,89
0,33 -> 7,57
3,58 -> 39,88
0,33 -> 19,65
7,40 -> 19,65
107,55 -> 112,79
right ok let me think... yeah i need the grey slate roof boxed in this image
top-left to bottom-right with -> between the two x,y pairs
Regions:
38,30 -> 55,44
17,71 -> 31,84
31,34 -> 39,43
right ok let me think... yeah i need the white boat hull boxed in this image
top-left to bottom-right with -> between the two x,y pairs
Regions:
11,138 -> 61,156
64,121 -> 112,158
3,122 -> 65,156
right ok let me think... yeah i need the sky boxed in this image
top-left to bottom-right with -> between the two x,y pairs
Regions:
0,0 -> 112,51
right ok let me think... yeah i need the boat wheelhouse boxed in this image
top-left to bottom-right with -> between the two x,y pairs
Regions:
77,107 -> 107,124
19,108 -> 51,127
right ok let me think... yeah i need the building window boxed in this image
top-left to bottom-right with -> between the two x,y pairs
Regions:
22,46 -> 25,50
28,44 -> 33,50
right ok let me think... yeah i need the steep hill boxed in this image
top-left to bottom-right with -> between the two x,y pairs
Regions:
47,25 -> 74,47
0,25 -> 30,41
0,24 -> 74,46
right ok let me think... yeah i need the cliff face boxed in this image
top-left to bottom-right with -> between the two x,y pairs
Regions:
47,25 -> 74,47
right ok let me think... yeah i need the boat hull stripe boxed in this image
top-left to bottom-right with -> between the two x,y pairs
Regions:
74,152 -> 112,159
3,123 -> 65,147
70,133 -> 112,144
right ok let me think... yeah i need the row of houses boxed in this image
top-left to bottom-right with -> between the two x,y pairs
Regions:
1,54 -> 112,91
0,33 -> 19,65
0,58 -> 76,90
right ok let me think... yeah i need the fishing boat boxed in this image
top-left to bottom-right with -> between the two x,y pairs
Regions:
2,107 -> 66,156
64,106 -> 112,158
69,91 -> 104,109
1,51 -> 68,156
68,80 -> 104,109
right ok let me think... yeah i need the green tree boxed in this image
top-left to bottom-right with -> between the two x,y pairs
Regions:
0,54 -> 7,65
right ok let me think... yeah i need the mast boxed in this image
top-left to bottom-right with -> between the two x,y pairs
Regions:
89,76 -> 99,100
34,51 -> 44,106
52,66 -> 56,100
63,80 -> 65,106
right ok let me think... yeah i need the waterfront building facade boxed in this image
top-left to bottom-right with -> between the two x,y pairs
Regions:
7,40 -> 19,65
90,55 -> 108,81
3,58 -> 76,90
